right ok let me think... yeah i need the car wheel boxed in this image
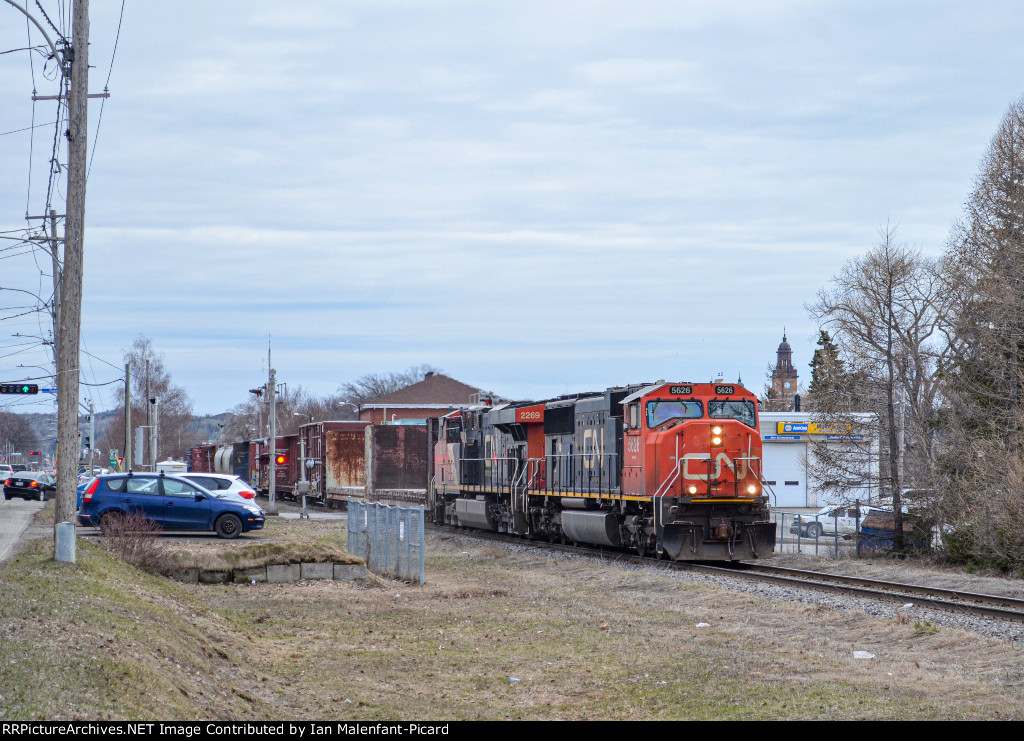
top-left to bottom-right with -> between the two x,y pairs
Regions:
99,511 -> 125,533
808,523 -> 823,538
215,513 -> 243,539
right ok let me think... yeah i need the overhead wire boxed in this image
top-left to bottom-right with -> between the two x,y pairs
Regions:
87,0 -> 125,181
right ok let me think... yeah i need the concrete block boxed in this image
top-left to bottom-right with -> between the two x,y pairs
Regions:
301,562 -> 334,580
333,563 -> 368,581
198,570 -> 230,584
267,563 -> 300,583
234,567 -> 267,584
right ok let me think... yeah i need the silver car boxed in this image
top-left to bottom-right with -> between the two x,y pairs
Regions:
180,473 -> 258,505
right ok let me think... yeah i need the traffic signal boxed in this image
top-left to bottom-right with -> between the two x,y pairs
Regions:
0,383 -> 38,394
249,387 -> 265,398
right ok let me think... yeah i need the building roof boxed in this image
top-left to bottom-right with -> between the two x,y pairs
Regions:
364,373 -> 483,407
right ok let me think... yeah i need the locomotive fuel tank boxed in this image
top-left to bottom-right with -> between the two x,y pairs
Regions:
561,510 -> 621,547
453,497 -> 496,530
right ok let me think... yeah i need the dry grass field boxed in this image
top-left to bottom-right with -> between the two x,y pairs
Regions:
1,511 -> 1023,720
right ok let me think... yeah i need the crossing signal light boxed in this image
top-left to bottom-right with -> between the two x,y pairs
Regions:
0,384 -> 38,394
275,454 -> 287,466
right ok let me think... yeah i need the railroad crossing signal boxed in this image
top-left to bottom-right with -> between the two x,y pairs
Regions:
0,383 -> 38,394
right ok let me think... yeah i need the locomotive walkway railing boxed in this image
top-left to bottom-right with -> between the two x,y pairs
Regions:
515,453 -> 619,497
347,499 -> 425,585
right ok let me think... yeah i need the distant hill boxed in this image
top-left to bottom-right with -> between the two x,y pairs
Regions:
15,410 -> 235,457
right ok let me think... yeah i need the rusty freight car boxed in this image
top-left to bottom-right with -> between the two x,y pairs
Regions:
300,421 -> 370,505
298,420 -> 437,508
253,434 -> 300,497
188,444 -> 217,473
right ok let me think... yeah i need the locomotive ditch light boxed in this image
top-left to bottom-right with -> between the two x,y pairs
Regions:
687,485 -> 698,495
747,484 -> 759,495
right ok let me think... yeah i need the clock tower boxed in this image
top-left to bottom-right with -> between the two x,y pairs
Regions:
769,332 -> 799,411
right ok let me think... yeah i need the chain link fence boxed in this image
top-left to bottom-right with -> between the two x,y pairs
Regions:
347,499 -> 425,584
773,510 -> 861,557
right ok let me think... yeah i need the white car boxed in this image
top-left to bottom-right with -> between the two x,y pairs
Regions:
790,504 -> 887,538
180,473 -> 258,505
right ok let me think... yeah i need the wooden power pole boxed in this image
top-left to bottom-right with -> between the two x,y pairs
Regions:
54,0 -> 90,561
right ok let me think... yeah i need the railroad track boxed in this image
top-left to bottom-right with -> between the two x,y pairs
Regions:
432,524 -> 1024,624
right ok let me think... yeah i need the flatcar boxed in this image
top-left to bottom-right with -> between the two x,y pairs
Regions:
430,381 -> 775,560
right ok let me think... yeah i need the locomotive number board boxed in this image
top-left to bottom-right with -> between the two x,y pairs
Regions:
715,385 -> 735,395
669,386 -> 692,395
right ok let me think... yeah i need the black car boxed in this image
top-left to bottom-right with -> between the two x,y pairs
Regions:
4,471 -> 56,501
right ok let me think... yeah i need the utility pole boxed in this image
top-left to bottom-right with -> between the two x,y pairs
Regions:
150,397 -> 159,468
267,363 -> 277,515
124,363 -> 131,471
54,0 -> 90,563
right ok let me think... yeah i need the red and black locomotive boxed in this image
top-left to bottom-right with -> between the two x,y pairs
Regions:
431,382 -> 775,560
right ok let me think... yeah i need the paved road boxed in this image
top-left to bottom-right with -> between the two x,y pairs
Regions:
0,497 -> 49,563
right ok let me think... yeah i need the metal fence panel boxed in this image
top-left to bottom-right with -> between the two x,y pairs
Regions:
347,499 -> 425,584
772,510 -> 859,558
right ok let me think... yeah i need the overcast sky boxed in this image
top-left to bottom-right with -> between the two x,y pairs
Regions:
1,1 -> 1021,416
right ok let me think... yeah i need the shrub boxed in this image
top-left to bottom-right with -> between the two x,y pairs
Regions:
98,510 -> 170,573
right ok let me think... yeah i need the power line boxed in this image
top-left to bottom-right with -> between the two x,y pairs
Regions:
86,0 -> 125,181
0,120 -> 56,137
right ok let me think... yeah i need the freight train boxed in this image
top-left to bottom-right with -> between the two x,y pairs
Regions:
187,420 -> 434,508
188,380 -> 776,561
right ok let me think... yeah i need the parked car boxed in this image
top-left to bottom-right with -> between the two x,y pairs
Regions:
789,504 -> 888,538
77,473 -> 265,539
179,472 -> 257,504
76,478 -> 94,510
0,464 -> 14,478
4,471 -> 57,501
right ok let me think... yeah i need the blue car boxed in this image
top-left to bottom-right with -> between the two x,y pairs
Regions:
77,472 -> 265,539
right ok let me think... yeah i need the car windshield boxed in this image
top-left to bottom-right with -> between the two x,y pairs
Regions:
646,400 -> 703,428
707,399 -> 757,428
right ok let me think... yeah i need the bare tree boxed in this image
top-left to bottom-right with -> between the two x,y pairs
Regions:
0,412 -> 40,456
941,97 -> 1024,568
338,364 -> 442,404
98,335 -> 193,465
808,226 -> 951,548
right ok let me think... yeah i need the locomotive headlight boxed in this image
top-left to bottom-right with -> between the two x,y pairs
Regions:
712,426 -> 723,436
687,485 -> 698,495
712,436 -> 723,446
747,484 -> 759,495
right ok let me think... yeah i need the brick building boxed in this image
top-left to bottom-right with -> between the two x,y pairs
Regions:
357,372 -> 490,424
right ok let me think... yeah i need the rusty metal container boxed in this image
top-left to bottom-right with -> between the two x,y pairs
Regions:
299,421 -> 371,505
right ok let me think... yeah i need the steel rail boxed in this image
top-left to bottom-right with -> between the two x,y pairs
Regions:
429,523 -> 1024,624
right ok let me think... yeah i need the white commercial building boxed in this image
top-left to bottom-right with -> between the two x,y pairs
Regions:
758,412 -> 879,509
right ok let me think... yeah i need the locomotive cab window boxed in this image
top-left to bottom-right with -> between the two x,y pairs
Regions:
707,399 -> 757,428
646,399 -> 703,429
